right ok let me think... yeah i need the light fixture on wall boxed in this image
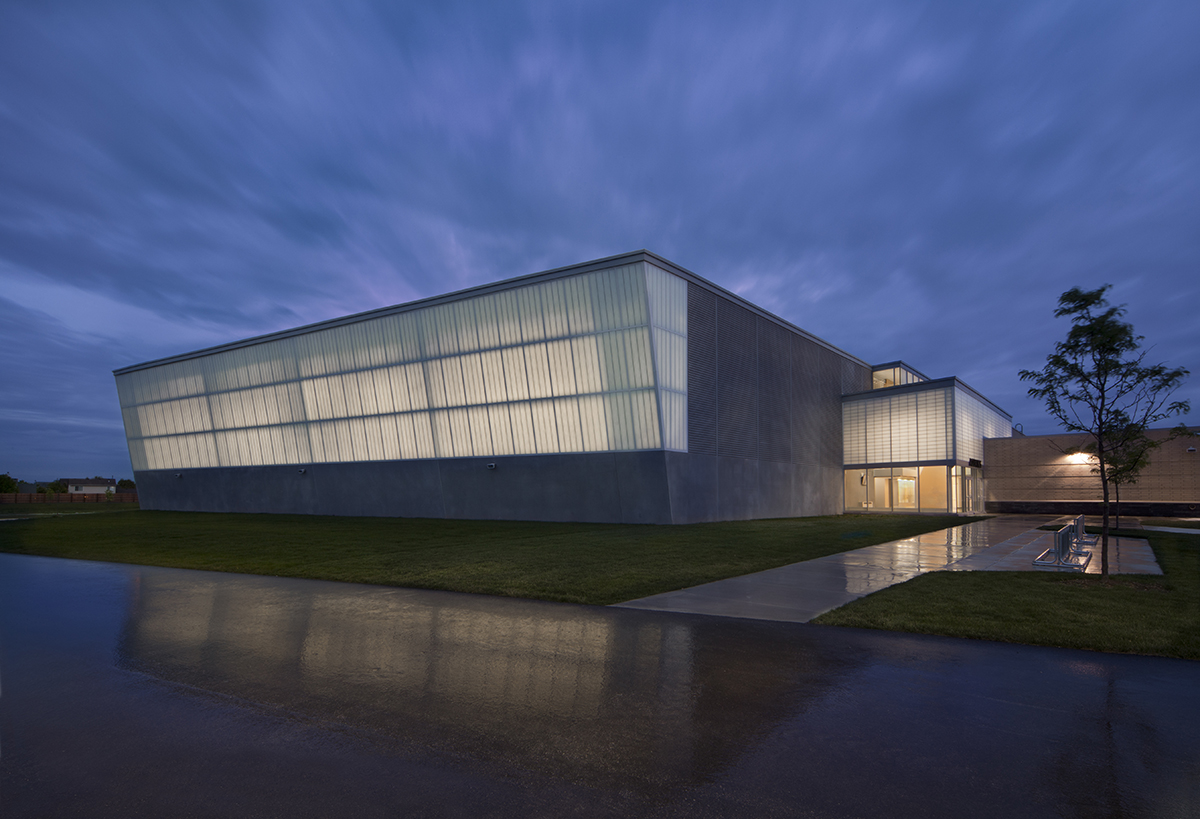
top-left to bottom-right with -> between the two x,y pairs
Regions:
298,468 -> 307,474
1188,447 -> 1196,454
174,473 -> 182,478
1067,452 -> 1092,464
486,463 -> 496,470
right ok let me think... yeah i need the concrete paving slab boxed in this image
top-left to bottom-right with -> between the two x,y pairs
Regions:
944,531 -> 1163,575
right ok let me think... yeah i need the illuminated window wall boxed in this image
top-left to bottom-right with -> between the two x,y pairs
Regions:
842,381 -> 1009,513
842,386 -> 954,465
871,362 -> 927,390
954,389 -> 1012,463
117,262 -> 688,472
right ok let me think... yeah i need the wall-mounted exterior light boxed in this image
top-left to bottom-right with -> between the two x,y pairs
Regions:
1067,452 -> 1092,464
486,463 -> 496,470
1188,447 -> 1196,454
298,468 -> 307,474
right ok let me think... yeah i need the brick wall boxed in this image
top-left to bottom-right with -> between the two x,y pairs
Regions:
984,428 -> 1198,504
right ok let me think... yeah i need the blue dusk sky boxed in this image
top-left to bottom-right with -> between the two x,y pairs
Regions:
1,1 -> 1197,481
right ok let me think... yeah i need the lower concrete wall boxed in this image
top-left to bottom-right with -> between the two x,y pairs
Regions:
987,500 -> 1200,517
663,453 -> 843,523
136,450 -> 846,524
135,451 -> 674,524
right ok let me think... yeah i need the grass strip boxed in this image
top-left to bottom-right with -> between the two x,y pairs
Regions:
813,529 -> 1200,660
0,511 -> 983,605
1140,518 -> 1200,530
0,502 -> 141,517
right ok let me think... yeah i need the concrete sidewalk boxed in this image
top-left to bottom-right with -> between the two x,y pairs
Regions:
945,527 -> 1162,574
614,515 -> 1162,623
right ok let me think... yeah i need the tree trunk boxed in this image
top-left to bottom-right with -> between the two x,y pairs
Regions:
1115,483 -> 1121,531
1099,457 -> 1110,578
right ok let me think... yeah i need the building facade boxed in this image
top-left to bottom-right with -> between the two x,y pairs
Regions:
984,428 -> 1200,517
64,478 -> 117,495
114,251 -> 1010,523
842,373 -> 1012,515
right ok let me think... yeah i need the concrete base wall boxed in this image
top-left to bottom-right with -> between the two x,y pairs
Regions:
135,451 -> 845,524
987,500 -> 1200,517
135,451 -> 673,524
663,453 -> 843,522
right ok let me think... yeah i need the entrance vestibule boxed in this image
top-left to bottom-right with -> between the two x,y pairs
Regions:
843,465 -> 982,514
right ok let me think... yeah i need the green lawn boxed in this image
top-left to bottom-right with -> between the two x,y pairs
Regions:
0,502 -> 141,517
0,511 -> 983,605
814,529 -> 1200,660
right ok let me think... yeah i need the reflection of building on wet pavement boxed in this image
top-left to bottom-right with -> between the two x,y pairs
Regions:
118,573 -> 854,787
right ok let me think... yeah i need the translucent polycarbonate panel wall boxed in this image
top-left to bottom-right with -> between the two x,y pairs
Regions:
645,263 -> 687,452
117,262 -> 689,472
954,388 -> 1011,462
841,386 -> 953,465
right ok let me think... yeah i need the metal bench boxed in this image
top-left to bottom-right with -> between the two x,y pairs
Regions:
1072,515 -> 1099,554
1033,524 -> 1092,571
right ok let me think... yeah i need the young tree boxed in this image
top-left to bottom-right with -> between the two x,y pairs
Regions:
1020,286 -> 1190,576
1066,418 -> 1187,530
0,473 -> 18,493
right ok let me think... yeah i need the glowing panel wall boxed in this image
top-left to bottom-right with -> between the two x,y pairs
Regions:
842,386 -> 953,465
842,383 -> 1009,467
117,262 -> 688,472
953,388 -> 1011,462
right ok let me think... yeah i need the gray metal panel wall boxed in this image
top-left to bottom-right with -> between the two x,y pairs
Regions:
687,284 -> 718,455
716,299 -> 758,458
678,285 -> 871,521
757,319 -> 792,463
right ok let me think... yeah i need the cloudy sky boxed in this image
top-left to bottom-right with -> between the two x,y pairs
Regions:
2,1 -> 1197,481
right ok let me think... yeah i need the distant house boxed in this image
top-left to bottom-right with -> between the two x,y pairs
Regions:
62,478 -> 117,495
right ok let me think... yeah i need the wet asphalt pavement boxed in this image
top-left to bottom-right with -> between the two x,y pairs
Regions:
1,552 -> 1197,818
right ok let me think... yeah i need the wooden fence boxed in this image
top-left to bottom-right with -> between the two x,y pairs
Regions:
0,493 -> 139,504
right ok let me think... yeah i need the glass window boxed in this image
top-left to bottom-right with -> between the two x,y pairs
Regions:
918,466 -> 948,512
844,470 -> 867,511
894,467 -> 918,509
867,468 -> 891,510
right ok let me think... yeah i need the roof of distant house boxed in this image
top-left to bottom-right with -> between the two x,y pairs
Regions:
60,478 -> 117,486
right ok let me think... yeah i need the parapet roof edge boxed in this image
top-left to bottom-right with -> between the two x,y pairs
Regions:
983,423 -> 1199,441
842,376 -> 1012,420
114,249 -> 869,375
638,250 -> 869,367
